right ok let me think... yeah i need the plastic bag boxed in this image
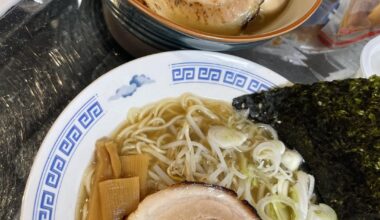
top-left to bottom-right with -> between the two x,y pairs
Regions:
320,0 -> 380,47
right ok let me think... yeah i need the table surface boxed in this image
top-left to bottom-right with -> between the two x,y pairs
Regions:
0,0 -> 367,219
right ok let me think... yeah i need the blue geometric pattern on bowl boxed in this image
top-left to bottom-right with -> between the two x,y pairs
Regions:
33,96 -> 104,220
109,74 -> 155,101
171,62 -> 274,92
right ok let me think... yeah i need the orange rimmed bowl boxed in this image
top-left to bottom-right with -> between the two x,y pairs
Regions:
103,0 -> 322,52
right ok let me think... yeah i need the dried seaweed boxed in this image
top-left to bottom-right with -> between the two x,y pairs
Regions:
232,76 -> 380,220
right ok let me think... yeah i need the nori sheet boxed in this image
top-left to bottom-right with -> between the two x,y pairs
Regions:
232,76 -> 380,220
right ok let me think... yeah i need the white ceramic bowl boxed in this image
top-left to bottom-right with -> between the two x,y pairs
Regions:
21,51 -> 289,220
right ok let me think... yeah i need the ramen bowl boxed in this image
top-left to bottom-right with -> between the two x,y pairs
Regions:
21,51 -> 290,220
102,0 -> 322,54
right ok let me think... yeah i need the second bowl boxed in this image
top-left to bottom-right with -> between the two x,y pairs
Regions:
103,0 -> 322,53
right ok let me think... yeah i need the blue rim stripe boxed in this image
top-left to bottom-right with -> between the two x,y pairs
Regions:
171,62 -> 276,87
33,96 -> 101,220
53,112 -> 105,219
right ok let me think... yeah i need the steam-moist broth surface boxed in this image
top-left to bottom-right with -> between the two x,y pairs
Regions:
77,94 -> 337,220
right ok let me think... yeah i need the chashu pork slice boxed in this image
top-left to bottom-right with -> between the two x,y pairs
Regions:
127,182 -> 260,220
